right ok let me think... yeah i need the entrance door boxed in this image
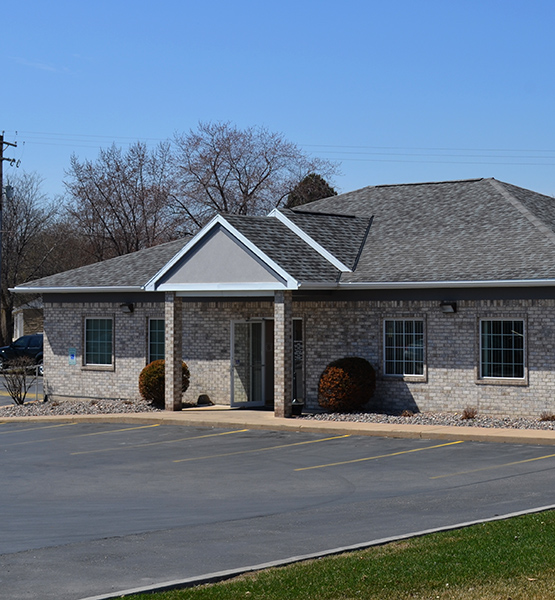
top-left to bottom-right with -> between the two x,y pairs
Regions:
231,319 -> 303,408
231,321 -> 266,407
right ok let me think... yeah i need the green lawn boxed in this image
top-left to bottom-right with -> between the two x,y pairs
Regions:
127,510 -> 555,600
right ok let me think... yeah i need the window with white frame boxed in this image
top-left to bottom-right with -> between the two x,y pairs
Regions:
84,318 -> 113,365
149,319 -> 165,363
480,319 -> 525,379
384,319 -> 424,376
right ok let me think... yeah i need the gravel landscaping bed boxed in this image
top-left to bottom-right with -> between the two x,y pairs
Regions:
0,398 -> 162,417
300,410 -> 555,430
2,397 -> 555,430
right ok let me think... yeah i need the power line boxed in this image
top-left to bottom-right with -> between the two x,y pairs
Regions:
321,157 -> 555,166
314,150 -> 555,160
302,143 -> 555,153
4,129 -> 555,167
4,130 -> 166,143
6,129 -> 555,155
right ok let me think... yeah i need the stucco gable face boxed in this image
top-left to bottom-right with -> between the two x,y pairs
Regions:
155,226 -> 291,291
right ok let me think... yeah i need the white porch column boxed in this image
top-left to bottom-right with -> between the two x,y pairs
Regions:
164,291 -> 183,411
274,290 -> 293,418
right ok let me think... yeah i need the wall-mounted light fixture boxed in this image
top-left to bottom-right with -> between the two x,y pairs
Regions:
120,303 -> 134,314
440,301 -> 457,314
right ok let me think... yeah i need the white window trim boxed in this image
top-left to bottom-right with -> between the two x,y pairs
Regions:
478,317 -> 527,384
83,316 -> 115,370
383,318 -> 426,380
148,318 -> 165,364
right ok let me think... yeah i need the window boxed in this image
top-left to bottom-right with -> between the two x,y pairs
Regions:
149,319 -> 165,363
480,319 -> 524,379
384,319 -> 424,376
85,318 -> 113,365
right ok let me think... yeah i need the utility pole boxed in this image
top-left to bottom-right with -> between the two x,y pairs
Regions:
0,133 -> 18,345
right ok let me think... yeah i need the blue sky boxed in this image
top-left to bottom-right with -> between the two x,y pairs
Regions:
3,0 -> 555,198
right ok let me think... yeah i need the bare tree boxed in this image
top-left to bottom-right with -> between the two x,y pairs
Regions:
3,357 -> 37,405
171,122 -> 338,229
2,172 -> 59,344
65,142 -> 182,261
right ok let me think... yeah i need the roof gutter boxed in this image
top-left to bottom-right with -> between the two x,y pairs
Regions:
298,279 -> 555,290
13,279 -> 555,295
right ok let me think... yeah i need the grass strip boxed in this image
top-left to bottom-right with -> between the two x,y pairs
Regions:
127,510 -> 555,599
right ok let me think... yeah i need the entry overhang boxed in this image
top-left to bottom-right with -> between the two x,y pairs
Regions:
144,215 -> 299,293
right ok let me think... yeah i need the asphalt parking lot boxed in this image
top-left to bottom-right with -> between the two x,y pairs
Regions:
1,421 -> 555,600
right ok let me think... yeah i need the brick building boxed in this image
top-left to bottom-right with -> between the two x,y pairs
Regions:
14,178 -> 555,418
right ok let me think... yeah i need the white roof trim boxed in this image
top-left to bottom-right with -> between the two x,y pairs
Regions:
330,279 -> 555,289
157,282 -> 296,292
144,214 -> 299,292
176,290 -> 276,298
269,209 -> 352,272
15,278 -> 555,295
15,278 -> 555,296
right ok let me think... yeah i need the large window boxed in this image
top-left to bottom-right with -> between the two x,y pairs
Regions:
384,319 -> 424,376
149,319 -> 165,363
85,318 -> 113,365
480,319 -> 525,379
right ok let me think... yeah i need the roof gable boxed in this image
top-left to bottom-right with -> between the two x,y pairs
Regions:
147,214 -> 342,291
154,224 -> 291,291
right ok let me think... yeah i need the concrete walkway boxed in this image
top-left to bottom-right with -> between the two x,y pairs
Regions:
3,405 -> 555,446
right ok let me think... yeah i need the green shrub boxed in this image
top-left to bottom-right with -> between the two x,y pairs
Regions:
138,359 -> 190,409
318,356 -> 376,412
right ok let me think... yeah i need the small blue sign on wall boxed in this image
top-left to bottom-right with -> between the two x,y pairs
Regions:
69,348 -> 77,366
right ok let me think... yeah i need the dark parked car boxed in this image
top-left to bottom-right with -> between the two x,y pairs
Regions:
0,333 -> 43,375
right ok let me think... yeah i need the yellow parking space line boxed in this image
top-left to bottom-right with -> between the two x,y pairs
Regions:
0,422 -> 77,434
1,424 -> 161,447
174,434 -> 351,463
0,391 -> 43,398
76,424 -> 161,437
71,428 -> 250,455
295,440 -> 464,471
430,452 -> 555,479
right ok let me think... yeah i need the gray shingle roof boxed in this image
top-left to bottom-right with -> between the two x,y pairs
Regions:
16,178 -> 555,293
298,178 -> 555,283
223,215 -> 341,282
18,238 -> 190,290
278,209 -> 372,270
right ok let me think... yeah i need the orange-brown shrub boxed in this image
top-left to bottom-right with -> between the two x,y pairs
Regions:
318,357 -> 376,412
138,359 -> 190,409
461,406 -> 478,420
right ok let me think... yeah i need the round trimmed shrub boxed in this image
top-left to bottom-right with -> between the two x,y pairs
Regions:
318,357 -> 376,412
138,359 -> 190,409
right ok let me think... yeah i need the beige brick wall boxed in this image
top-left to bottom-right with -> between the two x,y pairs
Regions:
298,298 -> 555,418
43,300 -> 164,401
43,296 -> 555,418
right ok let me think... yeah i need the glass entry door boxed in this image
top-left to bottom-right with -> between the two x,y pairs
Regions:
231,321 -> 266,407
